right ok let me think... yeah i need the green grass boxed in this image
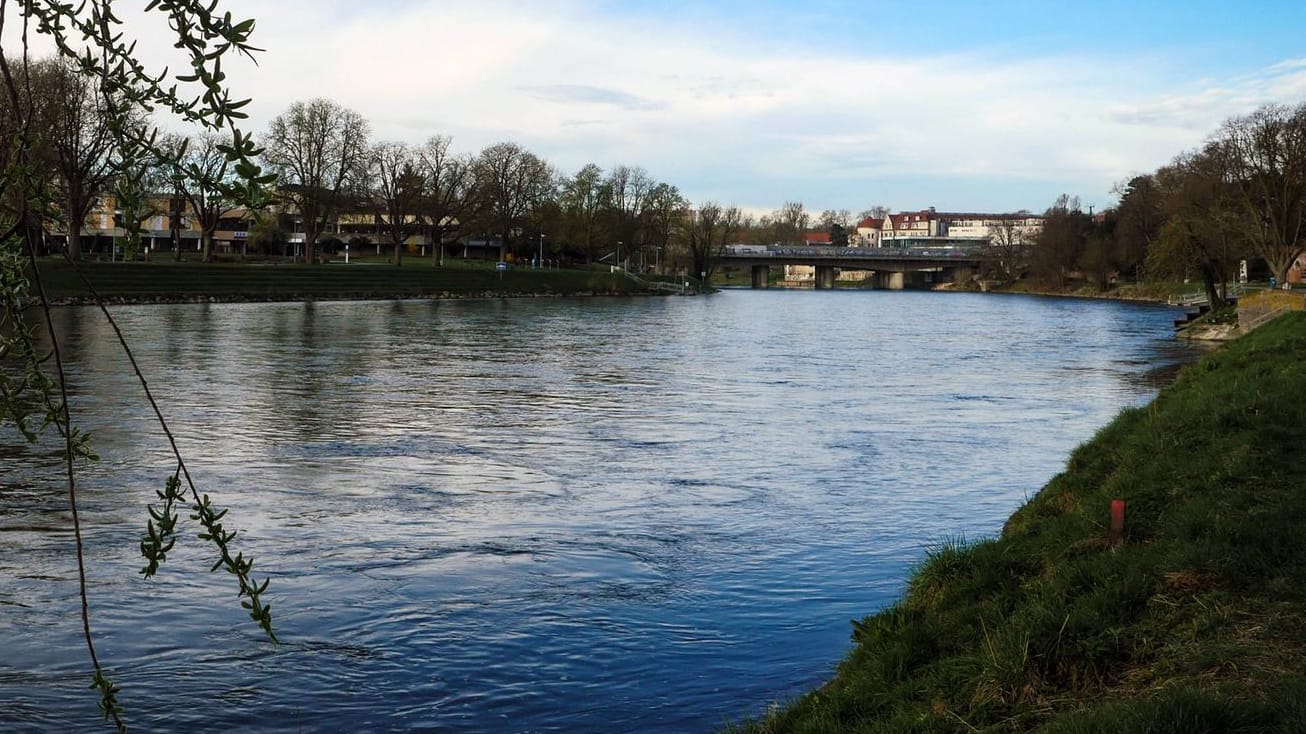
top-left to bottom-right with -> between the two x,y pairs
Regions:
29,259 -> 661,302
732,313 -> 1306,733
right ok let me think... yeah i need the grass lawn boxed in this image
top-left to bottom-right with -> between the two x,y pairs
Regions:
29,258 -> 661,302
733,313 -> 1306,733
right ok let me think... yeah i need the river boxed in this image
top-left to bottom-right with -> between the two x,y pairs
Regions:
0,290 -> 1201,732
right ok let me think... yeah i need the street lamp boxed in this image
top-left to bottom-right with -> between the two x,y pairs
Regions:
539,232 -> 545,269
617,240 -> 622,271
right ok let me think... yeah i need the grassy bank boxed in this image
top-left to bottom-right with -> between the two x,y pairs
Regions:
29,259 -> 668,303
737,314 -> 1306,733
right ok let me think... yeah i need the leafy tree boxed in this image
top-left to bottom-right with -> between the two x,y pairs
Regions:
829,222 -> 849,247
261,98 -> 370,263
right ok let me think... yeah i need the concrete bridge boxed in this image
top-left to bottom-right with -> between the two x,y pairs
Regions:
716,245 -> 986,289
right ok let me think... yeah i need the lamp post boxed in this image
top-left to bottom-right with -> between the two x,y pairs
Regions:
617,240 -> 622,271
539,232 -> 545,269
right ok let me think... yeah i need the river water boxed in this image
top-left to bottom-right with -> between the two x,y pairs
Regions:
1,290 -> 1199,732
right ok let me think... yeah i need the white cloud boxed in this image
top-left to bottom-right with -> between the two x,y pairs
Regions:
7,1 -> 1305,213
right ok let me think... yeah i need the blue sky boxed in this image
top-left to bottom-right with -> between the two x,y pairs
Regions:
35,1 -> 1306,217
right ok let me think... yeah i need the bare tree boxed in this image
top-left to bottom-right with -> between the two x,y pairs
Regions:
606,164 -> 652,261
28,57 -> 116,259
416,135 -> 478,266
858,204 -> 891,221
1216,103 -> 1306,285
474,141 -> 555,258
774,201 -> 809,245
682,201 -> 742,282
164,131 -> 242,263
983,217 -> 1029,280
1030,194 -> 1087,289
1147,147 -> 1246,307
1112,175 -> 1163,280
642,181 -> 688,274
560,163 -> 608,263
369,141 -> 424,266
261,98 -> 370,263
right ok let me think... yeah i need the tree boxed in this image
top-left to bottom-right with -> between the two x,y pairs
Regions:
818,208 -> 851,230
112,136 -> 176,260
1147,148 -> 1246,307
858,205 -> 891,221
559,163 -> 608,263
27,57 -> 117,260
983,216 -> 1029,280
474,142 -> 554,258
1216,103 -> 1306,285
261,98 -> 370,263
416,135 -> 478,267
1113,175 -> 1164,280
774,201 -> 809,245
168,132 -> 243,263
1,3 -> 275,729
1030,194 -> 1088,289
369,141 -> 424,266
642,182 -> 688,273
681,201 -> 742,282
829,222 -> 849,247
605,164 -> 652,262
1078,211 -> 1118,291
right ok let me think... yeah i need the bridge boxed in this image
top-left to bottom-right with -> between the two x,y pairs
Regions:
716,245 -> 987,289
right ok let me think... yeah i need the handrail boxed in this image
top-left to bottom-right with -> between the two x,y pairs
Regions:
1242,306 -> 1291,332
1168,282 -> 1247,307
612,267 -> 693,295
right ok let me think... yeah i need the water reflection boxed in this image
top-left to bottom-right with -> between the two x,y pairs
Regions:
3,291 -> 1201,732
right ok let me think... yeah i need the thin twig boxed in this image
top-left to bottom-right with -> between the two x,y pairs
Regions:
23,239 -> 124,732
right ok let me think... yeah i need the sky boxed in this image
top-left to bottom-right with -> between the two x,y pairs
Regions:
12,0 -> 1306,217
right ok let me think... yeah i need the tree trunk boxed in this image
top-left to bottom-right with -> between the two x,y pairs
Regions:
1199,261 -> 1227,310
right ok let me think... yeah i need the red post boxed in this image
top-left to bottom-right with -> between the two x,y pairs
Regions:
1109,499 -> 1126,547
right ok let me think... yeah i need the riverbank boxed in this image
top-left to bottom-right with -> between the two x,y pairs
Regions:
28,259 -> 690,304
735,313 -> 1306,732
941,278 -> 1187,304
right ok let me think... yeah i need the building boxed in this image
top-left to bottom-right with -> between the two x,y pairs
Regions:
881,208 -> 1042,248
854,217 -> 883,247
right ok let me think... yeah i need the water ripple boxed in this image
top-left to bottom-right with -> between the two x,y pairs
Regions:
1,292 -> 1204,733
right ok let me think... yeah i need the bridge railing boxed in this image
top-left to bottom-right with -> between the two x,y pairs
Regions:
720,245 -> 985,260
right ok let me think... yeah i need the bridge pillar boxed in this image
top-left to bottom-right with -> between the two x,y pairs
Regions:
886,271 -> 906,290
750,264 -> 770,289
814,266 -> 836,289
